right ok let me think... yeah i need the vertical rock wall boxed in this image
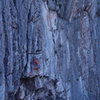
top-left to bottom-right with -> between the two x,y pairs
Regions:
0,0 -> 100,100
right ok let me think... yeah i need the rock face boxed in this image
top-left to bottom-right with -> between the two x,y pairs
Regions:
0,0 -> 100,100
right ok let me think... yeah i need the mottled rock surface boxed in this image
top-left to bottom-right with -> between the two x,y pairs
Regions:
0,0 -> 100,100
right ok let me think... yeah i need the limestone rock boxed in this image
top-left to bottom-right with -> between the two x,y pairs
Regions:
0,0 -> 100,100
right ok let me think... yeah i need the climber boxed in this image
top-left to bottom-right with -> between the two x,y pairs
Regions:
32,57 -> 40,71
29,57 -> 41,76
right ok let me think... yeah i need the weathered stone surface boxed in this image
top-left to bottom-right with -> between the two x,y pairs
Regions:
0,0 -> 100,100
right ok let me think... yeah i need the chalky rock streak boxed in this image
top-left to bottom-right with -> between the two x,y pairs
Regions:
0,0 -> 100,100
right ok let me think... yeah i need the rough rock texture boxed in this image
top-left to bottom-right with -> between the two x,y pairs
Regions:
0,0 -> 100,100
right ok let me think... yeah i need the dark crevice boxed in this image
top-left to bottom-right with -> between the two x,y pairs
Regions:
54,50 -> 57,54
24,1 -> 33,75
58,44 -> 62,48
59,4 -> 62,9
96,9 -> 100,16
27,3 -> 32,23
13,0 -> 16,7
47,0 -> 49,5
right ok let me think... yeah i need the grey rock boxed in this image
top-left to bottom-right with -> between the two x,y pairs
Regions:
0,0 -> 100,100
